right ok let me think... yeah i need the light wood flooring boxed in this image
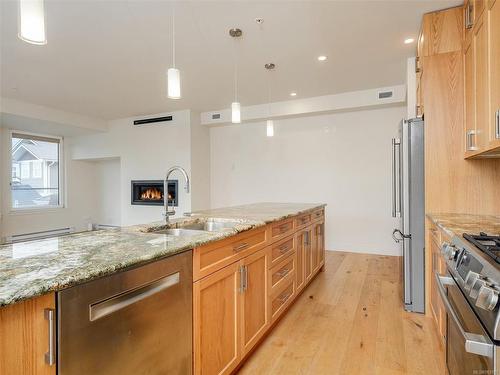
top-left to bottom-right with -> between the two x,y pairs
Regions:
238,251 -> 447,375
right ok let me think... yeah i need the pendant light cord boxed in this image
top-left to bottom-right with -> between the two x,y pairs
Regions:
233,41 -> 238,102
172,3 -> 176,68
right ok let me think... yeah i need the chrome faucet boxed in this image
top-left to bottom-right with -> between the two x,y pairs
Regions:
164,166 -> 190,223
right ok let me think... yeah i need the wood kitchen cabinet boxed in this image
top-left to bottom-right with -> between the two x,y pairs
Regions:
239,248 -> 269,356
0,293 -> 56,375
429,229 -> 447,347
464,0 -> 500,157
193,210 -> 325,375
193,262 -> 241,375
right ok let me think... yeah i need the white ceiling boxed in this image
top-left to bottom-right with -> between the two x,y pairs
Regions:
0,0 -> 461,120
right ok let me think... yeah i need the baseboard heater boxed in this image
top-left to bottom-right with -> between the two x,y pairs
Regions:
5,227 -> 75,243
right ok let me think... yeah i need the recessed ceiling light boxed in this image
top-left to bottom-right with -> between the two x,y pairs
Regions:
290,92 -> 297,97
317,55 -> 327,61
404,38 -> 415,44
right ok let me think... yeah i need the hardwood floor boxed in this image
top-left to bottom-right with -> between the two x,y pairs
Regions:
238,251 -> 447,375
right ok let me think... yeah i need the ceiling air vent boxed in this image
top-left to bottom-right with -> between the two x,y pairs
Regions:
133,116 -> 173,125
378,90 -> 393,99
211,113 -> 221,120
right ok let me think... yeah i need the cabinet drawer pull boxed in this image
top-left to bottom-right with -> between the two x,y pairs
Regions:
233,242 -> 249,252
466,130 -> 478,151
278,292 -> 292,304
465,2 -> 474,29
496,109 -> 500,139
44,308 -> 56,366
276,268 -> 290,278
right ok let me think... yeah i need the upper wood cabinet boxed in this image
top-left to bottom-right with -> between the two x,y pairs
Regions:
464,0 -> 500,157
419,7 -> 463,57
0,293 -> 56,375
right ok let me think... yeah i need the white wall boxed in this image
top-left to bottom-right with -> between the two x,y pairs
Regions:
210,106 -> 405,256
93,158 -> 121,226
71,110 -> 210,226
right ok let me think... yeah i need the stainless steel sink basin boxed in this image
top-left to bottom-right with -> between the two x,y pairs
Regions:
154,228 -> 207,237
181,220 -> 241,232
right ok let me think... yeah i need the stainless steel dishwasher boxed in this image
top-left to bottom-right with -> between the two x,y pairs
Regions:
58,251 -> 192,375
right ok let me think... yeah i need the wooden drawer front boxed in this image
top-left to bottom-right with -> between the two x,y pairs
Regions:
312,209 -> 324,222
295,213 -> 312,229
270,256 -> 295,293
270,219 -> 294,242
194,228 -> 268,281
270,235 -> 295,268
270,279 -> 294,322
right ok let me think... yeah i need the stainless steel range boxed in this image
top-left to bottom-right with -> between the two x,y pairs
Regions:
437,232 -> 500,374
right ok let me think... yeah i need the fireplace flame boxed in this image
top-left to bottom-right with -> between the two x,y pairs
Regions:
140,188 -> 163,201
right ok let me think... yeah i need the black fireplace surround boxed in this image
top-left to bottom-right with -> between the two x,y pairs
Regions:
131,180 -> 178,206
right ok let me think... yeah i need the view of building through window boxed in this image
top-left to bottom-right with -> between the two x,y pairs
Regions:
11,133 -> 61,209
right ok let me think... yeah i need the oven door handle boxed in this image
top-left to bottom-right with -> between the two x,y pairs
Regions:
435,272 -> 494,358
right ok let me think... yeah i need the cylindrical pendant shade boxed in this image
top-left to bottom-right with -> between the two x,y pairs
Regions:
167,68 -> 181,99
266,120 -> 274,137
231,102 -> 241,123
18,0 -> 46,45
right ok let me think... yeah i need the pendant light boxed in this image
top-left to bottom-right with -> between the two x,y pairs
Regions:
229,28 -> 242,123
167,4 -> 181,99
18,0 -> 47,45
265,63 -> 275,137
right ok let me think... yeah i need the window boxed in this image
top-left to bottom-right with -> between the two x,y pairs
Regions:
11,132 -> 63,209
32,160 -> 42,178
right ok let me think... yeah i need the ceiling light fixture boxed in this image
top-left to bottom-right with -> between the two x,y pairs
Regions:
265,63 -> 275,137
18,0 -> 47,45
290,92 -> 297,97
167,3 -> 181,99
230,28 -> 243,123
404,38 -> 415,44
317,55 -> 327,61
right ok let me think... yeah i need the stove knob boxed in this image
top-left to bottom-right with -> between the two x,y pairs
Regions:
445,245 -> 458,260
441,242 -> 450,255
464,271 -> 480,292
470,278 -> 488,299
476,285 -> 499,311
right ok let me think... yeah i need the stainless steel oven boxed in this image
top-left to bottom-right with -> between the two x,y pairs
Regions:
435,270 -> 495,374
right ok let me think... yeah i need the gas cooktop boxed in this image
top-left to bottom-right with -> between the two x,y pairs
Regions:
463,232 -> 500,264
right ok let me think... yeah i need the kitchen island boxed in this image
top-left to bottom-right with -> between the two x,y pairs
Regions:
0,202 -> 326,375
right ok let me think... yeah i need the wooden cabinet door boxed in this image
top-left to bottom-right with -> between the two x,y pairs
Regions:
474,13 -> 489,150
311,222 -> 324,274
304,227 -> 313,283
429,237 -> 446,346
194,263 -> 240,375
295,230 -> 306,293
465,39 -> 476,154
239,248 -> 269,356
488,0 -> 500,146
0,293 -> 56,375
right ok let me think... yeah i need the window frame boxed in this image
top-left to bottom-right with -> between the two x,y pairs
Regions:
8,130 -> 65,212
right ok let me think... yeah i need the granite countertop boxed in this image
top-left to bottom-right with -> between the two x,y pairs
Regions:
0,202 -> 325,307
427,213 -> 500,238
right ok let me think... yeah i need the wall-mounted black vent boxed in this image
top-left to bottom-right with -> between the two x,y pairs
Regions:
212,113 -> 221,120
378,91 -> 393,99
133,116 -> 173,125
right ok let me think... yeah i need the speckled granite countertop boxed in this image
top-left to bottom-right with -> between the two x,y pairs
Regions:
427,213 -> 500,238
0,202 -> 325,307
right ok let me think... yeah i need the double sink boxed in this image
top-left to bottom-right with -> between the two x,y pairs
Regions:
153,218 -> 244,237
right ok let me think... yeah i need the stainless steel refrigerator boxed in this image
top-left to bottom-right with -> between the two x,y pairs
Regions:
391,118 -> 425,313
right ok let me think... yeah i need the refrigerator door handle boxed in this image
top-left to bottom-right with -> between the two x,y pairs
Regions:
392,228 -> 411,243
391,138 -> 401,217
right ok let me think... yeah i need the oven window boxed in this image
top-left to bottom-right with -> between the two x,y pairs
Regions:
446,283 -> 493,375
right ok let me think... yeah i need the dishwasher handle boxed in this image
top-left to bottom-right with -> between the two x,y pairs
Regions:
435,272 -> 494,358
89,272 -> 180,321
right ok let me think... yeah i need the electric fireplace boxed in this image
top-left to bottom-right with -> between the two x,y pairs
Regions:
131,180 -> 178,206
